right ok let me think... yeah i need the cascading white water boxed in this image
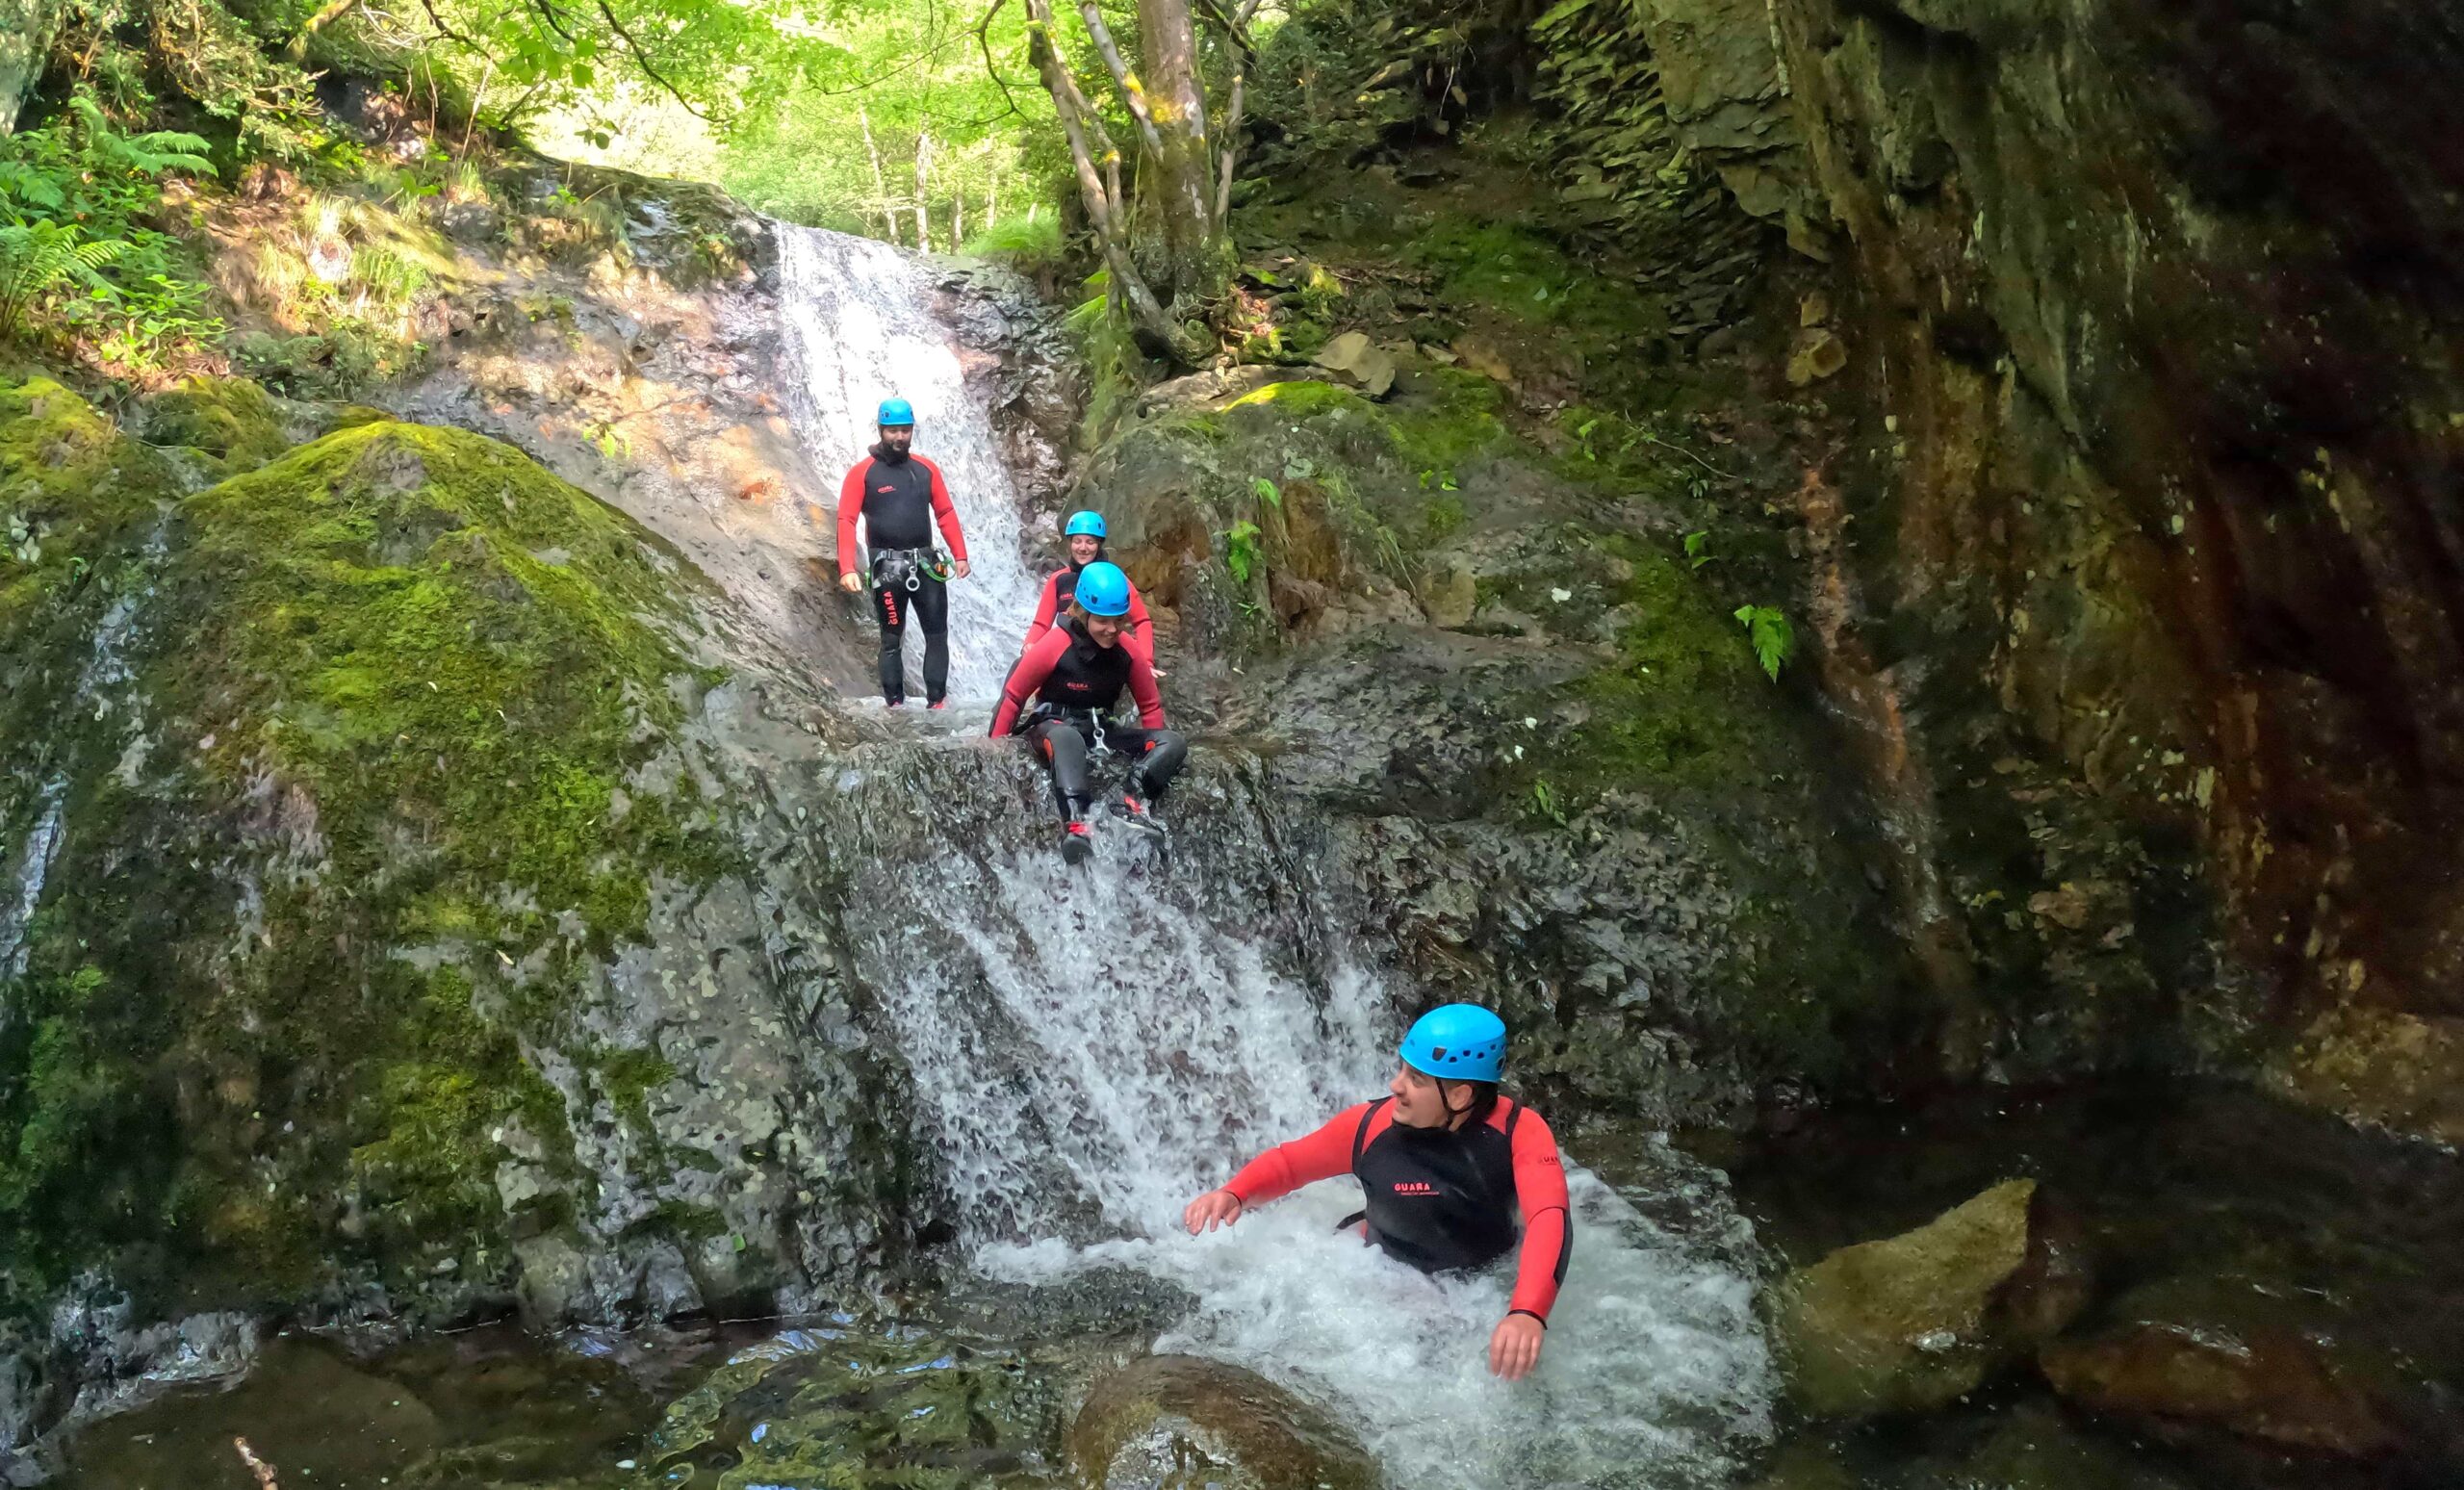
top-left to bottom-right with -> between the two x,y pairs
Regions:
828,753 -> 1775,1488
1,527 -> 164,983
775,226 -> 1043,703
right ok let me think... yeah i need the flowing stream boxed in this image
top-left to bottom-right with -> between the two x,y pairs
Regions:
775,224 -> 1043,704
821,745 -> 1775,1487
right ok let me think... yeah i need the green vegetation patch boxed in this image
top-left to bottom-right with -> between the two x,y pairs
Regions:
181,418 -> 723,953
0,413 -> 737,1311
139,374 -> 290,475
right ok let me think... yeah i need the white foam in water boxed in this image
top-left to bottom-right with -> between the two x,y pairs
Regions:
839,834 -> 1774,1488
775,225 -> 1043,703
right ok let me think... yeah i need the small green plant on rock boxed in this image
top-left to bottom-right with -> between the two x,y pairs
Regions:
1734,604 -> 1796,681
1225,519 -> 1264,584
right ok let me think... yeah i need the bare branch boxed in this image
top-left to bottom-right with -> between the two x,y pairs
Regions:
1073,0 -> 1167,161
971,0 -> 1027,120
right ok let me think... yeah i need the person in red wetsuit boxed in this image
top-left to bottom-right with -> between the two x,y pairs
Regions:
1182,1004 -> 1571,1381
1024,510 -> 1154,662
835,397 -> 970,707
989,561 -> 1188,863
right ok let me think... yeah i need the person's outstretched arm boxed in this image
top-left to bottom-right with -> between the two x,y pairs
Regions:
1127,645 -> 1166,728
989,628 -> 1069,736
1128,583 -> 1155,655
1492,1103 -> 1572,1380
835,462 -> 868,587
1185,1101 -> 1378,1232
918,456 -> 969,565
1024,571 -> 1062,649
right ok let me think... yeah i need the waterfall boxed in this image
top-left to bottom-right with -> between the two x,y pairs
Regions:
820,743 -> 1775,1489
775,225 -> 1044,704
0,523 -> 166,983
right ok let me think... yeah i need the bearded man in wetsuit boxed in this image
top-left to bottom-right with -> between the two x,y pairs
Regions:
1182,1005 -> 1571,1381
989,561 -> 1188,863
836,397 -> 971,708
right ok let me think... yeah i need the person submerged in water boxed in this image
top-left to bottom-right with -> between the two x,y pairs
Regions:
989,560 -> 1188,863
1024,510 -> 1155,662
1181,1004 -> 1571,1381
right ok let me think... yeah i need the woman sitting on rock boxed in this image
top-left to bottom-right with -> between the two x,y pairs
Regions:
989,560 -> 1186,862
1022,510 -> 1155,663
1182,1004 -> 1572,1381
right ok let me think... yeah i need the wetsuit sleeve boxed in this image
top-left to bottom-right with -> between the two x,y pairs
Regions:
1127,645 -> 1165,728
835,461 -> 869,578
1223,1103 -> 1376,1207
989,628 -> 1068,736
1025,571 -> 1061,648
1506,1106 -> 1573,1322
920,456 -> 968,562
1128,582 -> 1154,655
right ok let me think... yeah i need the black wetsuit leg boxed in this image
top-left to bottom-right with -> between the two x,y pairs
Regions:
1026,717 -> 1093,820
1103,725 -> 1189,800
911,575 -> 949,705
871,577 -> 910,704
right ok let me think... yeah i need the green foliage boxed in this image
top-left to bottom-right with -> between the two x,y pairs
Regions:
0,222 -> 124,343
1224,518 -> 1263,584
1734,604 -> 1795,681
0,90 -> 222,367
1684,529 -> 1712,569
1252,475 -> 1282,507
962,212 -> 1065,274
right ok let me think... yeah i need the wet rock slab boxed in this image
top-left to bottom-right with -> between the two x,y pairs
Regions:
1068,1353 -> 1376,1490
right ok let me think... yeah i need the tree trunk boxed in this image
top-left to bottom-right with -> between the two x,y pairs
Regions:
1137,0 -> 1219,305
951,187 -> 964,251
912,127 -> 934,250
860,105 -> 890,239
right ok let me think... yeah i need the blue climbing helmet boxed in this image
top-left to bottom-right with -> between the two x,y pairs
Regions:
1399,1004 -> 1507,1084
877,397 -> 915,427
1065,510 -> 1108,539
1075,560 -> 1132,617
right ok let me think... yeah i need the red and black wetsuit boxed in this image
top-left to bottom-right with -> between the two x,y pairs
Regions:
990,615 -> 1187,821
1025,560 -> 1154,659
1223,1096 -> 1573,1323
836,447 -> 968,706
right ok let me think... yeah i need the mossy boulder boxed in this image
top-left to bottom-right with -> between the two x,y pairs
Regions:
136,375 -> 293,478
1777,1179 -> 2087,1420
1068,1354 -> 1377,1490
0,399 -> 895,1393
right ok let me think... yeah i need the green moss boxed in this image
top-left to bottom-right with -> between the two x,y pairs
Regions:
1405,220 -> 1636,333
1517,531 -> 1782,796
0,377 -> 172,640
139,376 -> 290,475
627,1198 -> 727,1243
594,1045 -> 677,1131
1223,376 -> 1366,419
0,416 -> 738,1313
183,419 -> 717,952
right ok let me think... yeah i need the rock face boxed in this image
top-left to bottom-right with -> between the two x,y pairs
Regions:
1084,370 -> 1907,1124
1777,1179 -> 2085,1418
0,0 -> 58,136
1626,0 -> 2464,1135
0,382 -> 906,1451
1068,1354 -> 1378,1490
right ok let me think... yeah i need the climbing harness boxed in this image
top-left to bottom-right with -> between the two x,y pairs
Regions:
871,546 -> 946,594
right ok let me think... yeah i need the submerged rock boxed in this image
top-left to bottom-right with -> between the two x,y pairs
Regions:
1777,1179 -> 2085,1419
2040,1276 -> 2405,1460
1068,1354 -> 1376,1490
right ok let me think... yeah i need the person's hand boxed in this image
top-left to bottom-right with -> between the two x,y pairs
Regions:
1151,666 -> 1168,680
1183,1189 -> 1242,1235
953,558 -> 971,579
1489,1314 -> 1544,1380
839,572 -> 863,594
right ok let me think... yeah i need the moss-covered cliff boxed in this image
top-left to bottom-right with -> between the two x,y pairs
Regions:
0,378 -> 908,1441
